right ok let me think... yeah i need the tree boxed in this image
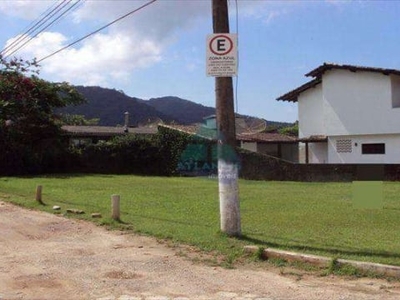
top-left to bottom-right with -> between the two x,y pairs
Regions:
278,121 -> 299,137
60,114 -> 99,126
0,55 -> 85,174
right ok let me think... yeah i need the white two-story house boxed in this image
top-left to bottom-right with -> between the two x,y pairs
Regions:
277,63 -> 400,164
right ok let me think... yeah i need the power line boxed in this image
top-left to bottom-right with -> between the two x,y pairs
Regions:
234,0 -> 239,114
1,0 -> 63,55
1,0 -> 69,57
4,0 -> 83,59
37,0 -> 158,63
0,0 -> 62,56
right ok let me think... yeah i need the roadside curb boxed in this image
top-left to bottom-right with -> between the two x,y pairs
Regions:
244,245 -> 400,278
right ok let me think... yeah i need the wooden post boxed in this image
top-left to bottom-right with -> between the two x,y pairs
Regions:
35,185 -> 44,205
111,194 -> 120,221
305,142 -> 309,164
213,0 -> 241,237
124,111 -> 129,133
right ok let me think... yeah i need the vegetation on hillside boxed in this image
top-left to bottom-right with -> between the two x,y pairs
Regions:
144,96 -> 216,124
60,86 -> 293,129
278,121 -> 299,136
60,114 -> 100,125
60,86 -> 173,126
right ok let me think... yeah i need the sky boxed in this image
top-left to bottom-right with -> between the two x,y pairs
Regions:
1,0 -> 400,123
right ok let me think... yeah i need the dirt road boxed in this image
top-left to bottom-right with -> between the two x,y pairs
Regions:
1,201 -> 400,300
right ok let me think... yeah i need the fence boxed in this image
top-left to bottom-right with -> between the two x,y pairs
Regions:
238,148 -> 400,181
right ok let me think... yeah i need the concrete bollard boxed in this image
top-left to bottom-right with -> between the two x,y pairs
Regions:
111,194 -> 120,221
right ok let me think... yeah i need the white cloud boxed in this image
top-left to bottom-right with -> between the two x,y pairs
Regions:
0,0 -> 266,88
72,1 -> 210,42
325,0 -> 351,5
2,1 -> 211,86
4,32 -> 67,59
264,10 -> 288,24
0,0 -> 51,20
11,31 -> 161,87
324,0 -> 354,10
238,1 -> 296,25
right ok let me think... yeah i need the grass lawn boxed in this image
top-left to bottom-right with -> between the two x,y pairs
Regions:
1,174 -> 400,267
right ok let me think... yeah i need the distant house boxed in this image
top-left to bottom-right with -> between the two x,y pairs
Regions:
61,125 -> 157,146
238,132 -> 298,162
277,63 -> 400,164
160,115 -> 298,173
200,116 -> 298,162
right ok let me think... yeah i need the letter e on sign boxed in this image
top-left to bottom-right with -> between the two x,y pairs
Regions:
206,33 -> 237,77
210,35 -> 233,55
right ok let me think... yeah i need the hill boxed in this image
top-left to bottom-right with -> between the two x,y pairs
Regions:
59,86 -> 294,129
142,96 -> 216,124
59,86 -> 172,126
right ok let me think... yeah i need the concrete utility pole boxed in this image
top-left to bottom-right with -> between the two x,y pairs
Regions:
212,0 -> 241,236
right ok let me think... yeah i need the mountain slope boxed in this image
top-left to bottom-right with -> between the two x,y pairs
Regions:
59,86 -> 294,129
143,96 -> 216,125
59,86 -> 172,126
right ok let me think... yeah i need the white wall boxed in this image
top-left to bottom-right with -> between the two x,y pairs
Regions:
299,144 -> 305,163
298,84 -> 324,138
298,142 -> 327,163
310,143 -> 328,163
322,69 -> 400,136
328,134 -> 400,164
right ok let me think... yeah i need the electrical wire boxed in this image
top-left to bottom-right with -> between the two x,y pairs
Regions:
234,0 -> 239,114
1,0 -> 70,57
1,0 -> 64,56
4,0 -> 83,59
37,0 -> 158,63
4,1 -> 77,58
0,0 -> 63,56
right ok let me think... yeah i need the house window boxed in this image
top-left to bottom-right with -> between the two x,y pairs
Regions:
362,143 -> 385,154
336,139 -> 352,153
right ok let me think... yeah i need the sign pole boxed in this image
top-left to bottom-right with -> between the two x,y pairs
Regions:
212,0 -> 241,237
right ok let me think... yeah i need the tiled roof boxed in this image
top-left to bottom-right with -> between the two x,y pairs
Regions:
159,124 -> 297,143
64,124 -> 299,143
276,78 -> 321,102
306,63 -> 400,78
159,124 -> 216,140
238,132 -> 297,143
158,124 -> 200,135
298,135 -> 327,143
277,62 -> 400,102
61,125 -> 157,136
